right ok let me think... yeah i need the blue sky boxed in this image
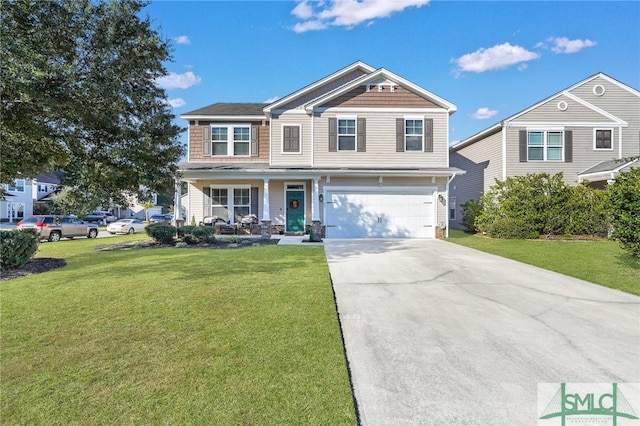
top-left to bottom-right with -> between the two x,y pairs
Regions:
146,1 -> 640,146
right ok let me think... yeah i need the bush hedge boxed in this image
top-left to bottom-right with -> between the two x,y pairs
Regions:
145,223 -> 176,245
607,167 -> 640,257
1,229 -> 40,271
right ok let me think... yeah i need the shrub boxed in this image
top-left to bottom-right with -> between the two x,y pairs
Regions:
146,224 -> 176,245
1,229 -> 40,271
190,226 -> 217,244
177,225 -> 196,238
607,166 -> 640,257
475,173 -> 609,239
460,199 -> 482,232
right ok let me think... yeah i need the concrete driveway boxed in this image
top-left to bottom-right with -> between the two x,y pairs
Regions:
324,239 -> 640,426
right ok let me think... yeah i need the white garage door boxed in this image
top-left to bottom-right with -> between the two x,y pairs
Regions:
325,188 -> 436,238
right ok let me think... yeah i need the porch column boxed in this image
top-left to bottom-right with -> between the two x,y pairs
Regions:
173,176 -> 183,225
262,178 -> 270,221
312,177 -> 320,221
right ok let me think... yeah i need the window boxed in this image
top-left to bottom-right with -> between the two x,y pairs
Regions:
7,179 -> 25,192
405,119 -> 423,151
338,119 -> 356,151
210,125 -> 250,156
449,197 -> 456,220
595,129 -> 612,150
233,188 -> 250,221
283,126 -> 301,153
209,187 -> 251,223
528,131 -> 563,161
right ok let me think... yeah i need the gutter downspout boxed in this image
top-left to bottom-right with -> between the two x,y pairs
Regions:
501,121 -> 507,181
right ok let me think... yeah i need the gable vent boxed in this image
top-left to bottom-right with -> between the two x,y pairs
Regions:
593,84 -> 605,96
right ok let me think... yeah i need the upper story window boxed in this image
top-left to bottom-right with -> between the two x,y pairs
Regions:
209,125 -> 251,156
527,131 -> 563,161
594,129 -> 612,150
405,119 -> 423,151
338,119 -> 356,151
6,179 -> 25,192
283,126 -> 301,153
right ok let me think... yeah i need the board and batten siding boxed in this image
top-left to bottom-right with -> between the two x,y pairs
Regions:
270,114 -> 313,166
313,111 -> 449,168
449,130 -> 503,228
568,75 -> 640,158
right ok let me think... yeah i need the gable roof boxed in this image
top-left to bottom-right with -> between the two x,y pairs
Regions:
451,72 -> 638,152
578,157 -> 639,182
181,103 -> 268,120
263,61 -> 376,114
305,67 -> 457,114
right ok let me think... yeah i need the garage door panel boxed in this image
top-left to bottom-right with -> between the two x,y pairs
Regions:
325,189 -> 436,239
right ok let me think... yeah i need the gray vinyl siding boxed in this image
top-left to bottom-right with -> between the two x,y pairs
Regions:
505,126 -> 621,184
449,130 -> 503,228
568,76 -> 640,158
276,70 -> 368,111
313,110 -> 449,168
514,93 -> 612,123
270,114 -> 313,166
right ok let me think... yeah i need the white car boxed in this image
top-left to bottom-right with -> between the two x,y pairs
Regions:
106,219 -> 147,235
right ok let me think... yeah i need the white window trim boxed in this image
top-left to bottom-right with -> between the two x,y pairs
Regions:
210,124 -> 251,157
210,185 -> 251,224
527,130 -> 565,162
593,128 -> 614,151
336,116 -> 357,152
7,179 -> 25,193
281,124 -> 302,155
404,117 -> 424,152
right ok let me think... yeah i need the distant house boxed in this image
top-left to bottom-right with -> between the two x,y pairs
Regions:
1,173 -> 61,222
178,61 -> 463,238
449,73 -> 640,229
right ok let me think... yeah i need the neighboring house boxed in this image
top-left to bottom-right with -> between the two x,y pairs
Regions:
1,178 -> 32,222
114,192 -> 162,220
32,172 -> 61,210
449,73 -> 640,229
178,61 -> 463,238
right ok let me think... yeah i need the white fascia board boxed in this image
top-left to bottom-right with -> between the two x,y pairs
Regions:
566,73 -> 640,98
563,92 -> 628,125
450,123 -> 503,152
305,68 -> 457,113
263,61 -> 376,113
509,120 -> 627,128
315,107 -> 448,114
178,168 -> 465,181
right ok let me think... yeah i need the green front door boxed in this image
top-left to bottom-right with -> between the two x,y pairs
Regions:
286,190 -> 305,233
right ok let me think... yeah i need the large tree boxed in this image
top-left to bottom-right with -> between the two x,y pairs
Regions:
1,0 -> 184,206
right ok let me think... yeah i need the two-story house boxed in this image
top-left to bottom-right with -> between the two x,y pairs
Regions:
178,61 -> 463,238
449,73 -> 640,229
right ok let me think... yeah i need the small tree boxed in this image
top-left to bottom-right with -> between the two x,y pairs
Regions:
607,167 -> 640,257
141,201 -> 154,222
460,199 -> 482,232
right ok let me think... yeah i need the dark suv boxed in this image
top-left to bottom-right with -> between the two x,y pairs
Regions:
84,211 -> 116,223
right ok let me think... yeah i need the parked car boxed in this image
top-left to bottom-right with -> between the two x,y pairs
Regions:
84,211 -> 116,223
17,215 -> 98,242
149,214 -> 172,223
107,219 -> 147,234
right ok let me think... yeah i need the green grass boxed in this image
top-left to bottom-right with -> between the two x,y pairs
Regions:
447,229 -> 640,296
1,235 -> 356,425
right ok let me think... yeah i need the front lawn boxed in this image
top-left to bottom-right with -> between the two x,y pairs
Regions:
447,229 -> 640,296
1,235 -> 356,425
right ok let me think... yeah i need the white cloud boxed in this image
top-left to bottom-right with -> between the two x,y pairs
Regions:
156,71 -> 201,90
264,96 -> 280,104
470,107 -> 498,120
548,37 -> 597,54
291,0 -> 430,33
165,98 -> 186,108
173,35 -> 191,45
452,42 -> 540,75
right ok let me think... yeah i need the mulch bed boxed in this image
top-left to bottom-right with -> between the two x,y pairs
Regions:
1,258 -> 67,282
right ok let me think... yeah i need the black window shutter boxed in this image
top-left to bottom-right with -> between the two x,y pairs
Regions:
328,118 -> 337,152
519,130 -> 527,162
251,187 -> 259,217
251,125 -> 259,157
202,126 -> 211,156
292,126 -> 300,152
564,130 -> 573,163
396,118 -> 405,152
203,187 -> 211,217
357,118 -> 366,152
283,126 -> 291,152
424,118 -> 433,152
